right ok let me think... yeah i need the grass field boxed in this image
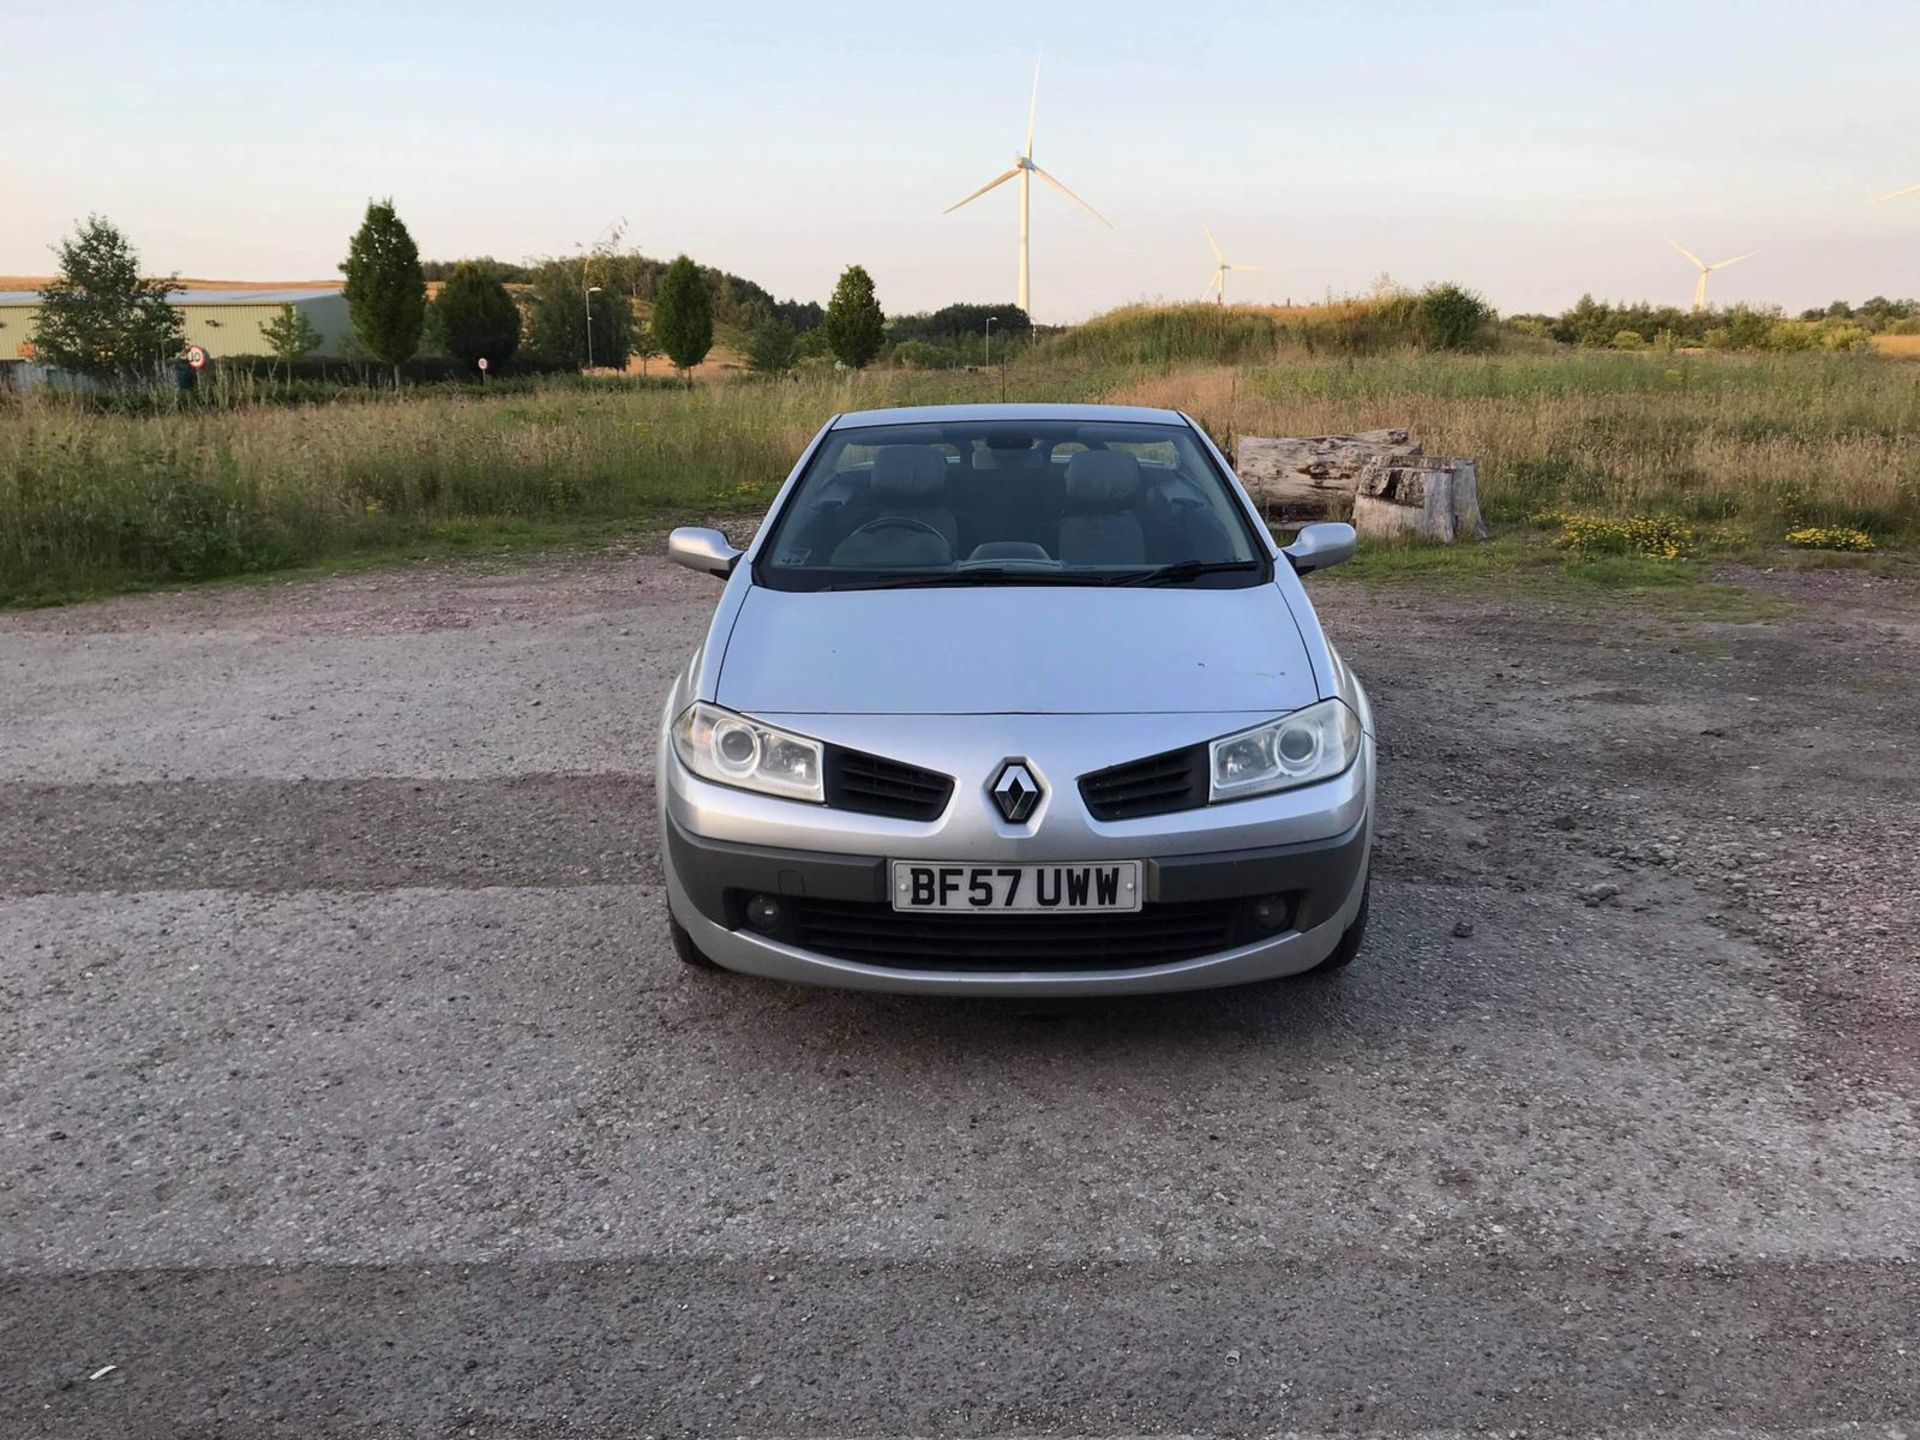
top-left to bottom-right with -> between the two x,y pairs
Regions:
4,339 -> 1917,604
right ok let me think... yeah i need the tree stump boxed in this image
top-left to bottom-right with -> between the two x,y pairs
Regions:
1234,429 -> 1423,522
1352,458 -> 1488,543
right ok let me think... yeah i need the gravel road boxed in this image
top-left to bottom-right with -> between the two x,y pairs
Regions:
1,547 -> 1914,1438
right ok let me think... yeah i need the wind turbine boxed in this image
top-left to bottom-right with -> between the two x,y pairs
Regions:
944,58 -> 1110,318
1670,239 -> 1757,313
1202,227 -> 1263,305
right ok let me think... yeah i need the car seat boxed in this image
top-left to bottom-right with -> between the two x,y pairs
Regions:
1057,450 -> 1147,566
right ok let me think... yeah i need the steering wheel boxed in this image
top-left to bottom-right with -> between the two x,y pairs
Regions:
842,515 -> 955,560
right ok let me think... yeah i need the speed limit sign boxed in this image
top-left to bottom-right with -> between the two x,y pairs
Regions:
184,344 -> 207,370
477,356 -> 489,372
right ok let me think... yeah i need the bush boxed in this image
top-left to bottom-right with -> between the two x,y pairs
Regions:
1413,283 -> 1495,351
1767,320 -> 1822,353
890,339 -> 955,370
1784,525 -> 1876,552
744,315 -> 799,376
1550,512 -> 1698,560
1723,305 -> 1775,350
1612,330 -> 1646,351
215,353 -> 568,385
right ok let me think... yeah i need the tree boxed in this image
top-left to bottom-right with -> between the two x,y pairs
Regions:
632,319 -> 661,376
259,304 -> 323,376
651,255 -> 713,375
420,256 -> 533,284
889,302 -> 1030,343
745,314 -> 799,376
824,264 -> 885,369
527,259 -> 632,370
434,260 -> 521,373
31,215 -> 184,380
339,199 -> 427,386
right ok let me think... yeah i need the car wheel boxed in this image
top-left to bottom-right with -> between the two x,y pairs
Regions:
669,915 -> 720,970
1302,880 -> 1369,975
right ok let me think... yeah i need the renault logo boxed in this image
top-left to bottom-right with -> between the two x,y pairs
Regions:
990,760 -> 1043,824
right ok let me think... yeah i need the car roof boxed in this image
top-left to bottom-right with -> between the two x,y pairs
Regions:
830,402 -> 1189,431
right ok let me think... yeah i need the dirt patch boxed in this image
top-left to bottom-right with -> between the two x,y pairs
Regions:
1320,565 -> 1920,1082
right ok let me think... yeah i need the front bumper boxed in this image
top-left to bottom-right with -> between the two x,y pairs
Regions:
660,731 -> 1373,994
664,812 -> 1369,995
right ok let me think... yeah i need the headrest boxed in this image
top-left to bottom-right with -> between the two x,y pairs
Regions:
968,540 -> 1054,563
1064,450 -> 1142,510
870,445 -> 947,499
972,432 -> 1047,471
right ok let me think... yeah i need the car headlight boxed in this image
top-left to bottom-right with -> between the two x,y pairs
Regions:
671,701 -> 824,802
1208,698 -> 1360,802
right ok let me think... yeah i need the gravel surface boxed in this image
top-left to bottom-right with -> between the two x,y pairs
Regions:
1,546 -> 1914,1437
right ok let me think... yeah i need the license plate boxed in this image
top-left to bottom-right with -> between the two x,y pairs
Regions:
890,861 -> 1142,913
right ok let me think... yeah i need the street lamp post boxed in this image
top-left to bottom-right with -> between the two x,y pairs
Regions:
585,284 -> 603,371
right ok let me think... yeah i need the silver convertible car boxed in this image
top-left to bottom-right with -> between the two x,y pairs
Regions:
657,403 -> 1373,995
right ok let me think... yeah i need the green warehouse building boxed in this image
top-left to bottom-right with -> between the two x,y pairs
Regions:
0,286 -> 353,374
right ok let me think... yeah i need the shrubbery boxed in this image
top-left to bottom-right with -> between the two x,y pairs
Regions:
213,353 -> 570,385
1784,526 -> 1876,552
1414,283 -> 1496,350
889,339 -> 950,369
1516,293 -> 1911,353
1537,511 -> 1699,560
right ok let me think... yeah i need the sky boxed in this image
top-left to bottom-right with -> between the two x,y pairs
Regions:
5,0 -> 1917,322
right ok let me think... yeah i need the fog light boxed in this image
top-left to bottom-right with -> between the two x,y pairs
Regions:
745,894 -> 784,933
1250,894 -> 1290,933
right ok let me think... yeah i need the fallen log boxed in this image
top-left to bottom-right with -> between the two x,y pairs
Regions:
1234,429 -> 1422,522
1351,457 -> 1489,543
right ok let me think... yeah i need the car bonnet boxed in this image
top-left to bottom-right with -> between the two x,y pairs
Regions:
714,583 -> 1322,716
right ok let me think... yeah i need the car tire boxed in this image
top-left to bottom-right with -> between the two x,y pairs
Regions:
669,915 -> 720,970
1302,880 -> 1369,975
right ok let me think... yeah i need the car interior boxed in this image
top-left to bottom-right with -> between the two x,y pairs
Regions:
766,427 -> 1252,573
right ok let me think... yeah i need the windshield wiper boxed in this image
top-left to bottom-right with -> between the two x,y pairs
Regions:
830,567 -> 1097,591
1104,559 -> 1263,587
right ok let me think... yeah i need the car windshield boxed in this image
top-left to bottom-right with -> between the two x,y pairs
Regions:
754,419 -> 1266,591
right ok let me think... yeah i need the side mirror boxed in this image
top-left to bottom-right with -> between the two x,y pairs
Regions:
1283,521 -> 1356,574
668,527 -> 742,578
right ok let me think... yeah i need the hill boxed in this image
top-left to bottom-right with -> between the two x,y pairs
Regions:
1039,298 -> 1451,365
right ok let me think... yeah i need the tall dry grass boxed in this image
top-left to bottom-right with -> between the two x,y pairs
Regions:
1104,352 -> 1920,533
3,348 -> 1915,602
0,372 -> 979,601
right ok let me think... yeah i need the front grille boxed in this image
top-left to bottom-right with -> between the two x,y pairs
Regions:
825,748 -> 954,821
787,897 -> 1244,971
1079,745 -> 1208,820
